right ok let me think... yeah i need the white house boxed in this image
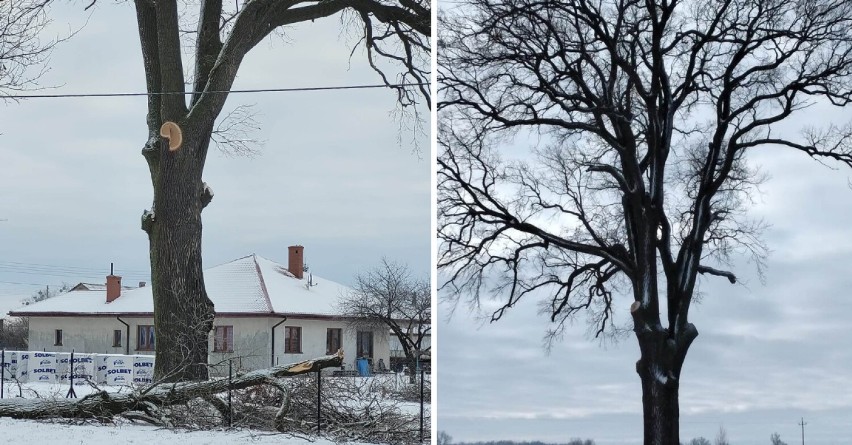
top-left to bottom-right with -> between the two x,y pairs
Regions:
7,247 -> 389,374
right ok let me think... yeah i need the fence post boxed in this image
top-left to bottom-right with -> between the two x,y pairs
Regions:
228,359 -> 233,428
1,349 -> 5,399
419,356 -> 424,443
65,350 -> 77,398
317,370 -> 322,434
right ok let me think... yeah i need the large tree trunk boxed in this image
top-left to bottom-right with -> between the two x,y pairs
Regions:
633,313 -> 697,445
135,0 -> 217,382
0,352 -> 343,420
146,127 -> 215,382
638,358 -> 680,444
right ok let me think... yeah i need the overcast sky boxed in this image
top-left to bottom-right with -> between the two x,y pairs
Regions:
0,3 -> 430,311
437,92 -> 852,444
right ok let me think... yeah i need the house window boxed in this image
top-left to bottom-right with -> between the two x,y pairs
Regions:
285,326 -> 301,353
113,330 -> 122,347
214,326 -> 234,352
54,329 -> 63,346
356,331 -> 373,358
138,325 -> 155,351
326,328 -> 342,354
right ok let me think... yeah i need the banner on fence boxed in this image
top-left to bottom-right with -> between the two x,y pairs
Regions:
133,355 -> 155,385
29,352 -> 57,384
2,351 -> 152,386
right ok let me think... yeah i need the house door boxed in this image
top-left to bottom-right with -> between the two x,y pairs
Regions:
356,331 -> 373,359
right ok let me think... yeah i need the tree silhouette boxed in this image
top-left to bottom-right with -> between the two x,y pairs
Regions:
439,0 -> 852,442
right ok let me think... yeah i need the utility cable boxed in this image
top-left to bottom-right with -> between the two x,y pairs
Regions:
1,82 -> 430,100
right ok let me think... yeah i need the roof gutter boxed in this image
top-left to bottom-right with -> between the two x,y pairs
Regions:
270,316 -> 287,367
116,316 -> 130,355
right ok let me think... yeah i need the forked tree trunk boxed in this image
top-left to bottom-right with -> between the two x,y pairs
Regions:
135,0 -> 219,382
146,126 -> 215,382
634,318 -> 696,445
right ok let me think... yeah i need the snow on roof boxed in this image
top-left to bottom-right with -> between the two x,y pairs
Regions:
1,294 -> 30,318
255,255 -> 348,316
9,254 -> 350,318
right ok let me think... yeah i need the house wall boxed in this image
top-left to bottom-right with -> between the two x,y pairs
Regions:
206,316 -> 273,376
276,319 -> 389,372
28,316 -> 155,355
26,316 -> 389,374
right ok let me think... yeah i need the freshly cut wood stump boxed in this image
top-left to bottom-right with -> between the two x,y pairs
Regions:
160,121 -> 183,151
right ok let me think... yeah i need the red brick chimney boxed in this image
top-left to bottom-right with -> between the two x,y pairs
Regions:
106,263 -> 122,303
288,245 -> 304,279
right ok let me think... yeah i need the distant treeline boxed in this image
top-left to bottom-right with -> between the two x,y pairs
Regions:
456,440 -> 595,445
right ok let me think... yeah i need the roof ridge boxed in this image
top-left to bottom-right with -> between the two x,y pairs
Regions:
205,253 -> 257,270
252,254 -> 275,313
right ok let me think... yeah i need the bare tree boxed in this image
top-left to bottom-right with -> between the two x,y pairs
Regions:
26,283 -> 71,304
0,0 -> 57,98
438,0 -> 852,443
339,258 -> 430,381
122,0 -> 430,382
0,317 -> 28,350
770,432 -> 787,445
688,438 -> 711,445
714,426 -> 730,445
438,430 -> 453,445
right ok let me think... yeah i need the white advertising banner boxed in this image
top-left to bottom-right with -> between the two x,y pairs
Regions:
1,351 -> 16,380
133,355 -> 155,385
29,352 -> 57,384
103,355 -> 133,386
94,354 -> 109,385
56,353 -> 71,383
15,352 -> 29,382
71,354 -> 95,385
58,353 -> 95,384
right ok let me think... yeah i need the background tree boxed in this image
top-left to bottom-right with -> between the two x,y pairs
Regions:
339,258 -> 430,381
0,316 -> 28,350
0,0 -> 58,99
770,432 -> 787,445
438,0 -> 852,443
438,430 -> 453,445
124,0 -> 429,381
714,426 -> 730,445
687,438 -> 711,445
25,283 -> 70,304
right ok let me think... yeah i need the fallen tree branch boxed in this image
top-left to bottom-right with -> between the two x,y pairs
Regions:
0,351 -> 343,420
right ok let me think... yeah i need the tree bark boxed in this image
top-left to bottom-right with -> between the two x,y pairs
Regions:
637,352 -> 680,445
633,304 -> 697,445
135,0 -> 216,382
0,352 -> 343,420
147,127 -> 215,382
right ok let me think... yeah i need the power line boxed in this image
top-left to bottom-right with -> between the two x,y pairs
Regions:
0,280 -> 66,287
0,260 -> 150,274
1,82 -> 430,100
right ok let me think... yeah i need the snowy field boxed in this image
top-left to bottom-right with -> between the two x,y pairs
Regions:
0,376 -> 430,444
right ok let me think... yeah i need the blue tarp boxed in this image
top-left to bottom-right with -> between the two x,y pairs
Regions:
356,358 -> 371,377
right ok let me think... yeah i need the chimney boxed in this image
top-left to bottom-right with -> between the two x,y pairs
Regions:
106,263 -> 122,303
288,245 -> 304,279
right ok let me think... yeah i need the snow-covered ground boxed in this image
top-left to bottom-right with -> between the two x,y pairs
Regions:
0,417 -> 354,444
0,377 -> 430,444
